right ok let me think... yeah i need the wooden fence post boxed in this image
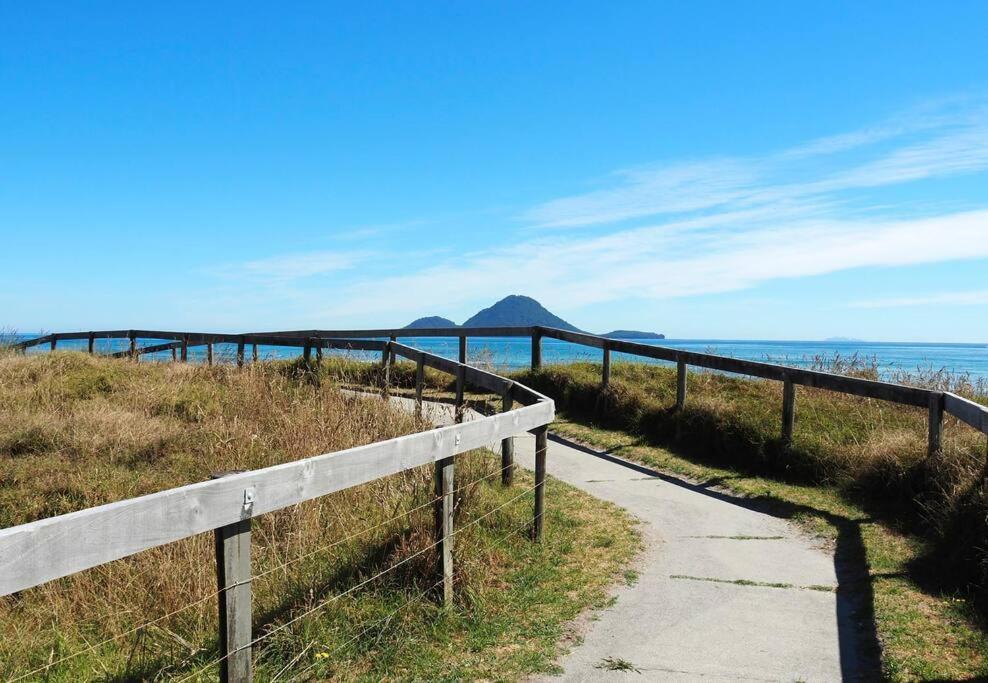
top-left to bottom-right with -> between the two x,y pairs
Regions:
236,337 -> 245,369
533,425 -> 548,541
415,357 -> 425,418
389,335 -> 397,367
50,335 -> 57,351
434,455 -> 454,606
928,392 -> 944,459
211,472 -> 253,683
128,332 -> 137,360
251,344 -> 258,363
501,390 -> 514,486
458,336 -> 467,365
676,360 -> 687,411
602,344 -> 611,388
381,343 -> 391,396
315,345 -> 323,367
171,347 -> 177,362
87,333 -> 95,354
207,343 -> 214,366
782,376 -> 796,449
531,331 -> 542,371
181,335 -> 189,362
454,365 -> 465,423
303,339 -> 312,366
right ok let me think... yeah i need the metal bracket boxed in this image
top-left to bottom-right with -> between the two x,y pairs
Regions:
242,486 -> 256,518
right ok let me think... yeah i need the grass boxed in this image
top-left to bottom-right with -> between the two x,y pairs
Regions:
514,359 -> 988,681
595,656 -> 641,674
0,351 -> 641,681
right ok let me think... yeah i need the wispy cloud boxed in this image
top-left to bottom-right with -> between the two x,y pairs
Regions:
329,208 -> 988,319
850,290 -> 988,309
202,97 -> 988,328
522,159 -> 761,228
213,250 -> 364,284
522,99 -> 988,230
328,98 -> 988,320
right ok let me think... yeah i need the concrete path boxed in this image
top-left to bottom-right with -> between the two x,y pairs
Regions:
512,431 -> 868,682
381,395 -> 867,681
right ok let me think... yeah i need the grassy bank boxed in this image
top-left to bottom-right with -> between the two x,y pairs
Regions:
0,352 -> 639,681
513,361 -> 988,680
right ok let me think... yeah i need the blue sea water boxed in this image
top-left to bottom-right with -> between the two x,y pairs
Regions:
14,334 -> 988,381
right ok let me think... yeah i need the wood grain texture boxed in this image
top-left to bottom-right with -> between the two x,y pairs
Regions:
533,426 -> 547,542
0,399 -> 553,596
944,392 -> 988,434
434,456 -> 454,606
214,518 -> 252,683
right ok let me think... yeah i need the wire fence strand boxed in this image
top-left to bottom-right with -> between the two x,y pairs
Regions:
283,510 -> 541,682
176,483 -> 538,682
6,463 -> 517,682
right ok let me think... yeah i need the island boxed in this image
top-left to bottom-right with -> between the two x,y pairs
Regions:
602,330 -> 666,340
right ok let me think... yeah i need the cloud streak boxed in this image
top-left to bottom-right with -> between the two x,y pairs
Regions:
205,97 -> 988,328
522,99 -> 988,230
329,208 -> 988,319
212,250 -> 364,284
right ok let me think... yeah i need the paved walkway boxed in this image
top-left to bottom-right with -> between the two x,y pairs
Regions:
387,395 -> 868,681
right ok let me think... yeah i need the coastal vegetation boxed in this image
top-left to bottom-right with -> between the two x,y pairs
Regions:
513,359 -> 988,680
0,350 -> 639,680
322,353 -> 988,678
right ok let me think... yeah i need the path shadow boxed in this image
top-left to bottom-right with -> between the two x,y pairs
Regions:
548,431 -> 884,681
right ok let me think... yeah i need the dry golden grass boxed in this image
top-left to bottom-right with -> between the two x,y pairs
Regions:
0,351 -> 641,681
0,351 -> 435,676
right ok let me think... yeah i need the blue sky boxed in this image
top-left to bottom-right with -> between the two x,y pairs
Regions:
2,2 -> 988,341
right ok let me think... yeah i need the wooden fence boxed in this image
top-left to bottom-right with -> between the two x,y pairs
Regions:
239,324 -> 988,451
7,324 -> 988,680
3,330 -> 553,682
14,324 -> 988,455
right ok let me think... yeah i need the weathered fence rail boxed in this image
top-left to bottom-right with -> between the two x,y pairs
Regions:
4,329 -> 554,682
14,325 -> 988,448
7,324 -> 988,680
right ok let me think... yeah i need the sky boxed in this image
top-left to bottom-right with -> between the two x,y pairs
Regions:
2,2 -> 988,342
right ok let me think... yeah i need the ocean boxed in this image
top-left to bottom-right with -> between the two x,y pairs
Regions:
14,334 -> 988,381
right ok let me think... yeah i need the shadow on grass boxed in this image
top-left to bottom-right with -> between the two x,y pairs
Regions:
547,431 -> 884,680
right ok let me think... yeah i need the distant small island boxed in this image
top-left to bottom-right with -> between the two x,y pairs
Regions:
602,330 -> 666,340
405,316 -> 458,329
823,336 -> 864,342
404,295 -> 664,339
